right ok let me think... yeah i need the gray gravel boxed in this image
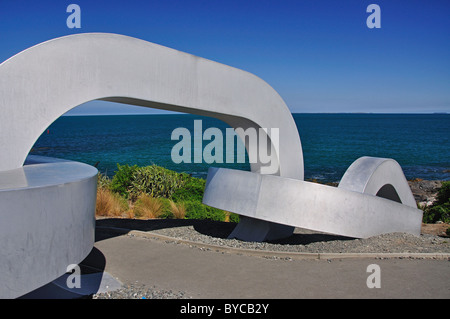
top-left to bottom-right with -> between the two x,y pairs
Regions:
92,283 -> 188,299
151,225 -> 450,254
96,218 -> 450,254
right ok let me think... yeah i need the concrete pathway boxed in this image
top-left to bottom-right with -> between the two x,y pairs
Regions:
91,228 -> 450,299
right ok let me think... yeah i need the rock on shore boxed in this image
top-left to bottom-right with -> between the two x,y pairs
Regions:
408,179 -> 442,208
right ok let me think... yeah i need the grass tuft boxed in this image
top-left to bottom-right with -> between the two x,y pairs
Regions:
169,200 -> 186,219
133,194 -> 165,219
96,188 -> 128,217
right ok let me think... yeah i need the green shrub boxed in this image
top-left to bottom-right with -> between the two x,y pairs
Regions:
171,177 -> 206,202
109,164 -> 139,198
105,163 -> 240,223
423,181 -> 450,223
129,165 -> 189,200
184,200 -> 228,222
435,181 -> 450,206
109,164 -> 190,200
227,212 -> 240,223
423,202 -> 450,224
157,197 -> 175,219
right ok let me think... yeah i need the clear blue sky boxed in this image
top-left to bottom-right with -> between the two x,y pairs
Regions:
1,0 -> 449,114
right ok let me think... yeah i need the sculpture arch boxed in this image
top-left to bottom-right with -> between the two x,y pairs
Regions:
338,156 -> 416,208
0,33 -> 303,178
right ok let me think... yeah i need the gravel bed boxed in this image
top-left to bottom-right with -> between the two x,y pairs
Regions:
96,218 -> 450,254
151,225 -> 450,254
92,284 -> 188,299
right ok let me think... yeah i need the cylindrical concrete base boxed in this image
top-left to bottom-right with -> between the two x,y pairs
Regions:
0,156 -> 97,298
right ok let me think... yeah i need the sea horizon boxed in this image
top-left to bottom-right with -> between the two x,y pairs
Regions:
31,113 -> 450,182
61,111 -> 449,117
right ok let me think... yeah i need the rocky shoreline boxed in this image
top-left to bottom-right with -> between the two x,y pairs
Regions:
408,179 -> 443,208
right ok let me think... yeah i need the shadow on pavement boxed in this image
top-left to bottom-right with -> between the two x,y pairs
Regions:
95,218 -> 354,245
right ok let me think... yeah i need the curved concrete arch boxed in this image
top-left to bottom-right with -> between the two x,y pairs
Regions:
338,157 -> 416,208
203,163 -> 423,239
0,32 -> 303,179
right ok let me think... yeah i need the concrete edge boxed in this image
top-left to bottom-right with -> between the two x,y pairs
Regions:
96,226 -> 450,261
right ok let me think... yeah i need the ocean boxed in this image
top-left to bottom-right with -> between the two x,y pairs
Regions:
30,113 -> 450,182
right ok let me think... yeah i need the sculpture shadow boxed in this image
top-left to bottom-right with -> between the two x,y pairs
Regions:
95,218 -> 354,245
266,230 -> 354,245
19,247 -> 106,299
95,218 -> 236,241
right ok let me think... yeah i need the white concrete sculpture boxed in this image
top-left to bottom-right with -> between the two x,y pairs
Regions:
0,33 -> 422,298
203,157 -> 422,239
0,156 -> 98,299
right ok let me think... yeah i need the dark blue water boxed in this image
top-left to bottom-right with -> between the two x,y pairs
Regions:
30,113 -> 450,182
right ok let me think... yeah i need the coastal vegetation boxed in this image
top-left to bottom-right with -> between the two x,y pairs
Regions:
96,164 -> 239,223
97,164 -> 450,235
422,181 -> 450,224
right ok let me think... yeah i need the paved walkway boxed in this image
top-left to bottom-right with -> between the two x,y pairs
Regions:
90,228 -> 450,299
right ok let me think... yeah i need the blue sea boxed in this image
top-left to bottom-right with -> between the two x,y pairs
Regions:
30,113 -> 450,182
